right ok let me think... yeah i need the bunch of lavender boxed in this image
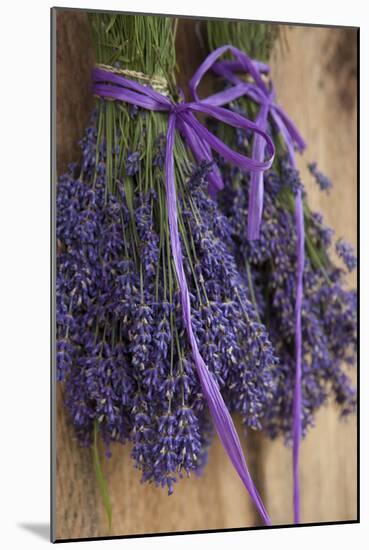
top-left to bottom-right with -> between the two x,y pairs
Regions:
218,161 -> 356,438
205,20 -> 357,440
56,11 -> 279,512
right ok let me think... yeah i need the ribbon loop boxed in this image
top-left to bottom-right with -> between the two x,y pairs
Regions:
203,51 -> 306,240
189,45 -> 269,101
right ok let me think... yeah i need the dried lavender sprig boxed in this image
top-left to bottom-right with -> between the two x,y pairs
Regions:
308,162 -> 333,193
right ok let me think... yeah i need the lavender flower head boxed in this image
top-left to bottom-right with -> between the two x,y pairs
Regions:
336,239 -> 357,272
308,162 -> 333,192
126,151 -> 140,176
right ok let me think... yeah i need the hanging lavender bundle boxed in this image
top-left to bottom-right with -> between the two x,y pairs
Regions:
220,162 -> 357,438
205,19 -> 357,441
202,21 -> 357,524
56,12 -> 279,524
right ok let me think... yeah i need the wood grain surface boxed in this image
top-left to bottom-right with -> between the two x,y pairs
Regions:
53,10 -> 358,540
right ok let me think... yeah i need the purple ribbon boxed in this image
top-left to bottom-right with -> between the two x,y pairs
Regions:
92,51 -> 275,525
202,47 -> 306,524
189,45 -> 306,240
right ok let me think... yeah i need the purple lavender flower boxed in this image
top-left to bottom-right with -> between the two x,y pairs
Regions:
56,339 -> 75,382
308,162 -> 333,192
336,239 -> 357,272
310,212 -> 334,248
125,151 -> 140,176
280,156 -> 305,197
135,195 -> 160,281
153,133 -> 166,168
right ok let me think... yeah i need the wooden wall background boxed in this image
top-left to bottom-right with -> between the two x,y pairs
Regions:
54,10 -> 357,541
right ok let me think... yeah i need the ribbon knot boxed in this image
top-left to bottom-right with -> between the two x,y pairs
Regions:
169,102 -> 187,114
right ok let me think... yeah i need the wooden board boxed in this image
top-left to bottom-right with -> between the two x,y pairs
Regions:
54,11 -> 357,540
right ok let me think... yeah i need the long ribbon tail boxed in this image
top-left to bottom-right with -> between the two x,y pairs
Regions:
247,103 -> 269,241
293,187 -> 304,524
165,112 -> 271,526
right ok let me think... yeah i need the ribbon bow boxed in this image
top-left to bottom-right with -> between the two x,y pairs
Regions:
192,46 -> 305,524
93,52 -> 275,525
188,44 -> 306,239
